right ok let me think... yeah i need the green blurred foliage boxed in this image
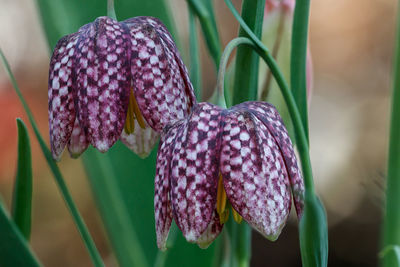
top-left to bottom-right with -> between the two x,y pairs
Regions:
0,201 -> 41,267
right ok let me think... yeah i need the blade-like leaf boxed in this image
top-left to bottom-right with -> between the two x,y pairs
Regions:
299,192 -> 328,267
382,2 -> 400,267
290,0 -> 311,142
12,118 -> 32,240
0,201 -> 41,267
188,6 -> 202,100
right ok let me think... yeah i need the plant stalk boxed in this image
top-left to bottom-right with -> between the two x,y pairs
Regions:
382,1 -> 400,266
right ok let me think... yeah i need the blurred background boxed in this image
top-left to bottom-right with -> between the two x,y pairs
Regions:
0,0 -> 396,266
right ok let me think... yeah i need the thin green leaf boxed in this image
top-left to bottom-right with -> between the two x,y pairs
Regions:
290,0 -> 311,142
188,6 -> 202,100
0,49 -> 104,267
12,118 -> 32,240
186,0 -> 221,69
232,0 -> 265,104
0,201 -> 41,267
382,2 -> 400,267
299,192 -> 328,267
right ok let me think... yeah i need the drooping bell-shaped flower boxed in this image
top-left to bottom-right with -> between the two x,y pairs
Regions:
48,16 -> 196,160
155,101 -> 304,250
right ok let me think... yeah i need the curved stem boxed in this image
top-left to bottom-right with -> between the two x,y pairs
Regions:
107,0 -> 117,20
218,37 -> 315,194
0,49 -> 104,267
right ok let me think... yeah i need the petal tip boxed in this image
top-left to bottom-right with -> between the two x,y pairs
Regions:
94,140 -> 111,153
184,230 -> 199,243
52,151 -> 62,162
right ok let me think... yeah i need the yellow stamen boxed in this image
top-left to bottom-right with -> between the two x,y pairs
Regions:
131,90 -> 146,129
219,209 -> 230,224
216,174 -> 227,219
232,207 -> 243,224
124,90 -> 135,134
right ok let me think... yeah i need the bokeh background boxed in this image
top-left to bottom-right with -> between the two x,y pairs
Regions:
0,0 -> 396,266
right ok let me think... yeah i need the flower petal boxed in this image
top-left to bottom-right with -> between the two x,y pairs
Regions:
68,117 -> 89,158
75,17 -> 131,152
123,18 -> 196,132
170,103 -> 223,243
220,109 -> 291,240
234,101 -> 305,217
196,209 -> 223,249
154,122 -> 182,250
131,17 -> 196,107
120,120 -> 159,158
48,33 -> 79,160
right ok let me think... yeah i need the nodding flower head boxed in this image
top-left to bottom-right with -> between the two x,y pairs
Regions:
48,16 -> 196,160
155,101 -> 304,250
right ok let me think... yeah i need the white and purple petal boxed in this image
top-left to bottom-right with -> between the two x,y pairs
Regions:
123,18 -> 196,132
220,109 -> 291,240
196,209 -> 223,249
154,122 -> 182,250
234,101 -> 305,217
75,17 -> 131,152
68,117 -> 89,157
48,33 -> 79,160
169,103 -> 223,243
120,120 -> 159,158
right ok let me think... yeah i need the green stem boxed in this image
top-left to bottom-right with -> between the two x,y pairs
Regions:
291,0 -> 311,142
0,49 -> 104,267
218,37 -> 314,194
186,0 -> 221,69
232,0 -> 265,104
382,2 -> 400,266
107,0 -> 117,20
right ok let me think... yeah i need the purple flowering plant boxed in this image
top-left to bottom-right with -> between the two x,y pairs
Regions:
0,0 -> 356,266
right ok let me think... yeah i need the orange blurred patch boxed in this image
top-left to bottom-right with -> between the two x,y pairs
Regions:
0,87 -> 49,182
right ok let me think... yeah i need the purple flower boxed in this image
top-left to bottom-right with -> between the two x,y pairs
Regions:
155,101 -> 305,250
48,16 -> 196,160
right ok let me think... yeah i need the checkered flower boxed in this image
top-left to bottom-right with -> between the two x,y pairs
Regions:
48,16 -> 196,160
155,101 -> 305,250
